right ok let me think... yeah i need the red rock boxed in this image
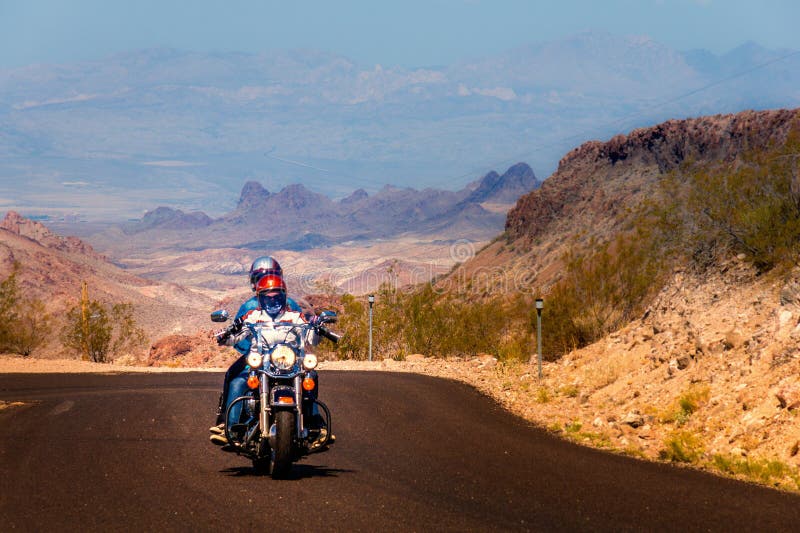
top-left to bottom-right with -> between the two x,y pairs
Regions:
775,379 -> 800,410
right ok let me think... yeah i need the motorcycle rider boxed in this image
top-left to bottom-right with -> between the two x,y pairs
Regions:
211,272 -> 331,447
210,256 -> 301,435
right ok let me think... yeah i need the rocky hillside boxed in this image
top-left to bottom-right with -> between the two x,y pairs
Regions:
450,109 -> 800,292
0,212 -> 214,354
430,107 -> 800,488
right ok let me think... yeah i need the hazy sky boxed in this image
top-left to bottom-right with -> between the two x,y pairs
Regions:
1,0 -> 798,68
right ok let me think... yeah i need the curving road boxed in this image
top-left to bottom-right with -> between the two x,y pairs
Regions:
1,371 -> 799,532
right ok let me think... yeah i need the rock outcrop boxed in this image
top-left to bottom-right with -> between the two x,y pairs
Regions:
1,211 -> 103,258
505,109 -> 799,243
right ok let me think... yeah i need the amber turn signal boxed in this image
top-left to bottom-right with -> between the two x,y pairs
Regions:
302,377 -> 316,391
247,375 -> 260,389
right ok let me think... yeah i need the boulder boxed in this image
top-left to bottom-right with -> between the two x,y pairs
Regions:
775,379 -> 800,410
622,411 -> 645,428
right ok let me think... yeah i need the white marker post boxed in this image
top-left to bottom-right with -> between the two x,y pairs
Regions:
368,294 -> 375,361
535,298 -> 543,379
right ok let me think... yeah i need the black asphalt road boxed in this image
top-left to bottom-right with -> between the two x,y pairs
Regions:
1,371 -> 798,532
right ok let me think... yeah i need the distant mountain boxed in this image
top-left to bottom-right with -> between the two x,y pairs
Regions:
116,163 -> 539,251
1,33 -> 798,220
121,207 -> 212,233
464,163 -> 538,204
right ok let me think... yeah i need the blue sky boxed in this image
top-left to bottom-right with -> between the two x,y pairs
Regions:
1,0 -> 798,68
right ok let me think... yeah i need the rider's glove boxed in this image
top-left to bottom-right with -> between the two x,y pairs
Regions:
214,328 -> 230,345
306,313 -> 322,327
215,317 -> 244,345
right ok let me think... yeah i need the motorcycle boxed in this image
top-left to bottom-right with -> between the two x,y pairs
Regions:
211,308 -> 340,478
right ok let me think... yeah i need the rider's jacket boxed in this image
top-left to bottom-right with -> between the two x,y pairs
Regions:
233,296 -> 301,354
227,307 -> 319,349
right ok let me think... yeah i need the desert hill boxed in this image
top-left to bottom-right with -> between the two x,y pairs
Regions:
436,107 -> 800,486
448,108 -> 800,292
0,211 -> 215,353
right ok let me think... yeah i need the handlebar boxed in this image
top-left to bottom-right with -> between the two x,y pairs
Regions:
317,326 -> 340,344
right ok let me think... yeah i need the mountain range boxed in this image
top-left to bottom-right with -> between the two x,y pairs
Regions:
1,32 -> 799,220
93,162 -> 539,253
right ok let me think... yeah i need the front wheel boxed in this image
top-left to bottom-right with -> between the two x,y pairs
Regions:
271,410 -> 294,479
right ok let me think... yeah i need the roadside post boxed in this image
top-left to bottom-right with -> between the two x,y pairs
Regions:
535,298 -> 543,379
368,294 -> 375,361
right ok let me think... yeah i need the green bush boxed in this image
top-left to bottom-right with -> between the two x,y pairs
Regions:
660,430 -> 704,463
712,454 -> 800,488
656,128 -> 800,272
62,301 -> 113,362
332,284 -> 534,361
0,265 -> 52,356
540,231 -> 667,358
61,298 -> 146,363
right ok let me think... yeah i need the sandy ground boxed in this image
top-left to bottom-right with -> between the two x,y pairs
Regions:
0,354 -> 225,373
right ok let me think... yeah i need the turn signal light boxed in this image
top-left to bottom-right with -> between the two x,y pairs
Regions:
302,377 -> 316,391
247,375 -> 260,389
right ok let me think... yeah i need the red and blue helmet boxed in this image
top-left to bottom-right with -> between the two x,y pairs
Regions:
255,274 -> 287,318
249,256 -> 283,290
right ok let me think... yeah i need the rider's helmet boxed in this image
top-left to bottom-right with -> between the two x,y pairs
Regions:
249,256 -> 283,291
255,274 -> 288,318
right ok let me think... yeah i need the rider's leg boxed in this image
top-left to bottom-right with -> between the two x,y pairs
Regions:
225,370 -> 250,426
215,355 -> 247,425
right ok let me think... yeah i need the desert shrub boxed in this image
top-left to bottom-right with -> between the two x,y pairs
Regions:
655,128 -> 800,272
333,284 -> 533,361
560,384 -> 580,398
660,385 -> 711,426
334,294 -> 369,360
660,430 -> 704,463
678,385 -> 710,416
0,265 -> 52,356
535,387 -> 551,404
62,301 -> 112,362
110,303 -> 147,355
712,454 -> 800,488
7,299 -> 51,356
62,299 -> 146,363
0,266 -> 21,350
541,230 -> 668,358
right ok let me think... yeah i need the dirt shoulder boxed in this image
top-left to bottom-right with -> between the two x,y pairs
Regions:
0,354 -> 225,373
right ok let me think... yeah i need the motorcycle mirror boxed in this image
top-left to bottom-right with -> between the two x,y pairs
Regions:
210,309 -> 230,323
319,310 -> 338,324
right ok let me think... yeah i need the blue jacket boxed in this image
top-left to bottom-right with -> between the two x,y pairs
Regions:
233,296 -> 302,354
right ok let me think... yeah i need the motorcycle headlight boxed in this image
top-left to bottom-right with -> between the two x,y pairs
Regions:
246,352 -> 263,368
303,353 -> 318,370
270,345 -> 297,370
